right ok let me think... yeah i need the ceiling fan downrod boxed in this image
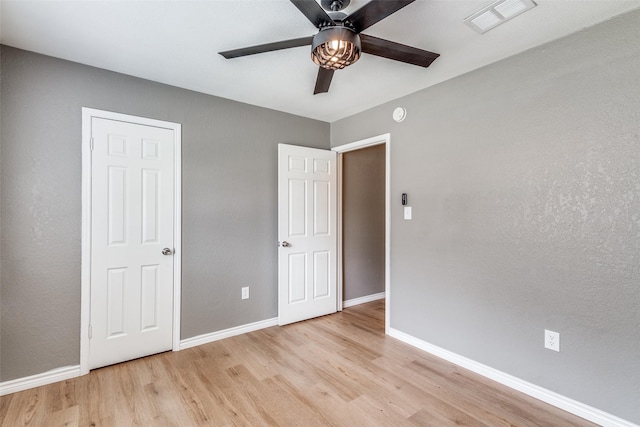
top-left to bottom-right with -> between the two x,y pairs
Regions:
321,0 -> 350,12
330,1 -> 343,11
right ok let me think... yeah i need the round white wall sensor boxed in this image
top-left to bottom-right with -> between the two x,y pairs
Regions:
393,107 -> 407,122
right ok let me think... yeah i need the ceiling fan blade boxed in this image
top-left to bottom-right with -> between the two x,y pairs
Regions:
360,34 -> 440,68
290,0 -> 335,29
346,0 -> 416,33
219,36 -> 314,59
314,67 -> 335,94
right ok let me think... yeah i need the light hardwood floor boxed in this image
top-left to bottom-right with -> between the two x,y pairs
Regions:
1,300 -> 595,426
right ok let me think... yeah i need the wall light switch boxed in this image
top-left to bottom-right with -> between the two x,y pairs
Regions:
404,206 -> 412,220
241,287 -> 250,300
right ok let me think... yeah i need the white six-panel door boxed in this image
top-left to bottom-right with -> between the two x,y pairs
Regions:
89,117 -> 175,369
278,144 -> 337,325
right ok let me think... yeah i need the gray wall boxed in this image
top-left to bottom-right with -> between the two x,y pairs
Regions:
0,46 -> 329,381
342,144 -> 385,301
332,10 -> 640,424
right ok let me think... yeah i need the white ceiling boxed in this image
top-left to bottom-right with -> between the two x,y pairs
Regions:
1,0 -> 639,122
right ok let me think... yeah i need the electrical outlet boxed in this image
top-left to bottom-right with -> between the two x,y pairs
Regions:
241,287 -> 249,300
545,329 -> 560,352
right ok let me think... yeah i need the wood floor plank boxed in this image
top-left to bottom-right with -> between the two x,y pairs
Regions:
45,405 -> 79,427
0,300 -> 598,426
0,394 -> 11,425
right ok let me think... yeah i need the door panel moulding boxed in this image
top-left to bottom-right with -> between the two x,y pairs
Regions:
81,108 -> 182,376
277,144 -> 338,325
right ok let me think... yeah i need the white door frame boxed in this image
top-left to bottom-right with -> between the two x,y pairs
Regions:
332,133 -> 391,333
80,108 -> 182,375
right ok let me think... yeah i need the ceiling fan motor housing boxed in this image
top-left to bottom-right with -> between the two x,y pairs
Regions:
311,26 -> 362,70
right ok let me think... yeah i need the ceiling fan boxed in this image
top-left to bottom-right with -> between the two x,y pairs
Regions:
219,0 -> 440,95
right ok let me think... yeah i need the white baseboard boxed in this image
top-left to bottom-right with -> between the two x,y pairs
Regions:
1,318 -> 279,395
343,292 -> 385,308
0,365 -> 81,396
388,328 -> 638,427
180,317 -> 279,350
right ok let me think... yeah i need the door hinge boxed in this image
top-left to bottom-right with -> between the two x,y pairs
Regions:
88,324 -> 92,339
90,137 -> 94,151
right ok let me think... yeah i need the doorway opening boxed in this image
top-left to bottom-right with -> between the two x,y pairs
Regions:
333,133 -> 390,332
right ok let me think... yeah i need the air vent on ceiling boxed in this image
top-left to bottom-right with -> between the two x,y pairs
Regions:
464,0 -> 537,34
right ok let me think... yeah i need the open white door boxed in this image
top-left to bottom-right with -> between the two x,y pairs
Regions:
278,144 -> 337,326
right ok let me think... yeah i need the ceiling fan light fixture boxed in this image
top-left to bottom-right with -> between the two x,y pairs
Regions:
220,0 -> 439,95
311,27 -> 361,70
